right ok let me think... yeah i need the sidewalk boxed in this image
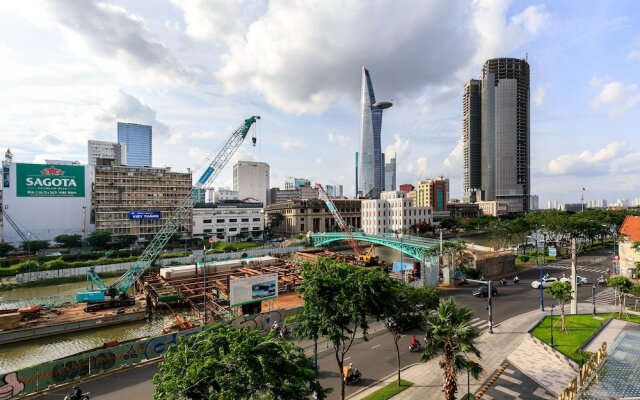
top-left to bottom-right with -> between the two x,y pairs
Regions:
349,303 -> 617,400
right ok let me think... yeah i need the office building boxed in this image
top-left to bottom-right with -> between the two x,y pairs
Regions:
265,198 -> 361,234
93,165 -> 191,238
233,161 -> 270,205
416,177 -> 449,211
480,58 -> 530,213
477,200 -> 509,216
284,177 -> 311,190
270,186 -> 318,204
463,79 -> 482,202
448,202 -> 480,218
587,199 -> 608,209
384,154 -> 396,192
214,189 -> 239,203
88,140 -> 127,166
358,67 -> 392,199
192,188 -> 206,204
192,201 -> 264,241
361,191 -> 433,234
117,122 -> 152,167
530,195 -> 539,210
399,184 -> 415,193
547,200 -> 562,210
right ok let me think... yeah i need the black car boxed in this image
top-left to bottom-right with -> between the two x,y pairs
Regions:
472,285 -> 498,297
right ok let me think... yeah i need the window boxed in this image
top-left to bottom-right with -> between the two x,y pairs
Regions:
203,228 -> 212,233
241,227 -> 249,231
241,218 -> 249,222
203,219 -> 212,224
217,219 -> 225,223
216,228 -> 225,232
253,227 -> 260,230
229,228 -> 237,232
229,219 -> 237,222
253,218 -> 260,222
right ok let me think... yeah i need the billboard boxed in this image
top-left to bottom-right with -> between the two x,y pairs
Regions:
548,247 -> 557,257
16,163 -> 85,197
230,273 -> 278,306
392,261 -> 414,272
128,211 -> 161,220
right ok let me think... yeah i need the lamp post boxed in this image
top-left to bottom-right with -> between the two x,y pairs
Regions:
533,227 -> 544,311
550,304 -> 555,347
611,225 -> 618,275
592,284 -> 596,315
27,232 -> 31,278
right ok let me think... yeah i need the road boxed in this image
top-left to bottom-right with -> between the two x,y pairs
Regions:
40,249 -> 615,399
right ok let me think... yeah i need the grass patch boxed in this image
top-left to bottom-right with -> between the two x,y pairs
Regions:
209,242 -> 262,252
531,314 -> 614,363
0,271 -> 123,292
361,379 -> 413,400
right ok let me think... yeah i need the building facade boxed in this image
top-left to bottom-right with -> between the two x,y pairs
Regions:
88,140 -> 127,166
265,198 -> 361,234
416,177 -> 449,211
358,67 -> 392,199
384,155 -> 396,192
463,79 -> 482,203
399,184 -> 414,193
361,191 -> 432,235
477,200 -> 509,217
447,202 -> 480,218
93,165 -> 191,238
284,177 -> 311,190
117,122 -> 152,167
0,161 -> 94,244
480,58 -> 530,213
269,186 -> 318,204
192,201 -> 264,240
233,161 -> 270,205
214,189 -> 239,203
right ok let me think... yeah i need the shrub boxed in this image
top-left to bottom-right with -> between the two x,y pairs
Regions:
518,255 -> 530,263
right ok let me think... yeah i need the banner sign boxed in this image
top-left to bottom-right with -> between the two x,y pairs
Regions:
128,211 -> 161,220
230,273 -> 278,306
549,247 -> 557,257
392,261 -> 414,272
16,163 -> 85,197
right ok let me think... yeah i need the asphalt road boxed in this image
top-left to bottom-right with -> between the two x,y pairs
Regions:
39,249 -> 615,400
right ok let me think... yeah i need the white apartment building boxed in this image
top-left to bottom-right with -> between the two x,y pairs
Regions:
477,200 -> 509,216
88,140 -> 127,166
361,191 -> 432,234
192,201 -> 264,240
214,189 -> 239,203
233,161 -> 270,205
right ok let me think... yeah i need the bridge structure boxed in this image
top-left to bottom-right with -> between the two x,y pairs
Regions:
309,232 -> 449,286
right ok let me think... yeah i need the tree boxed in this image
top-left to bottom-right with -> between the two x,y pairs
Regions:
117,235 -> 137,248
86,230 -> 112,249
608,275 -> 634,317
0,242 -> 14,257
21,240 -> 49,253
506,218 -> 533,255
422,298 -> 482,400
545,281 -> 573,332
54,234 -> 83,251
153,324 -> 325,400
438,217 -> 459,231
488,220 -> 511,250
270,212 -> 284,229
297,258 -> 396,400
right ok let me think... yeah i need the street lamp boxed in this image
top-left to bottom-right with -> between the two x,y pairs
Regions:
610,225 -> 618,274
592,284 -> 596,315
550,304 -> 555,347
27,232 -> 31,278
532,226 -> 544,311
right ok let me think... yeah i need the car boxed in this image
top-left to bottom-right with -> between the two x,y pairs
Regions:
559,275 -> 587,285
472,285 -> 498,297
531,277 -> 558,289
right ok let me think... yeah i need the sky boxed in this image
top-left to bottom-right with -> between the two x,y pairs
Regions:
1,0 -> 639,207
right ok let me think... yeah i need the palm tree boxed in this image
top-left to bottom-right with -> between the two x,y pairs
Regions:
422,299 -> 483,400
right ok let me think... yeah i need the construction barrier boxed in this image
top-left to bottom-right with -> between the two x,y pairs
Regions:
0,306 -> 303,399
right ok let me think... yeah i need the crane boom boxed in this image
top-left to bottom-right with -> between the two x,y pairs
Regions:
77,116 -> 260,304
315,183 -> 363,256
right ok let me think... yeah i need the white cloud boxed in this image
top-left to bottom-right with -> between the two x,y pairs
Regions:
170,0 -> 249,42
280,137 -> 305,150
384,134 -> 411,162
316,157 -> 323,164
547,142 -> 625,175
414,157 -> 429,178
590,81 -> 640,116
98,91 -> 171,136
533,83 -> 550,107
443,138 -> 463,177
328,133 -> 351,147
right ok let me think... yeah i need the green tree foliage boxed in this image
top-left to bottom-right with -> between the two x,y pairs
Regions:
297,258 -> 396,400
506,218 -> 533,255
545,281 -> 573,332
438,217 -> 459,231
153,324 -> 325,400
422,298 -> 482,400
607,275 -> 634,317
117,235 -> 137,248
270,212 -> 284,229
488,220 -> 511,250
0,242 -> 14,257
54,234 -> 83,250
21,240 -> 49,253
86,230 -> 112,249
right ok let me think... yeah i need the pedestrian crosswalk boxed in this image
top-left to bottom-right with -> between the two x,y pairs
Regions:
586,287 -> 616,305
546,263 -> 607,275
469,317 -> 490,330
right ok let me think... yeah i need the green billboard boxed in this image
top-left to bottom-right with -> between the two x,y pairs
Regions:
16,163 -> 85,197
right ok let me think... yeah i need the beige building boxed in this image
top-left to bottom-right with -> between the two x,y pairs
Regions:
361,191 -> 432,234
265,198 -> 361,234
477,200 -> 509,217
93,165 -> 192,238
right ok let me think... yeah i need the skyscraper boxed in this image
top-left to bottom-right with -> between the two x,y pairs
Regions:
358,67 -> 392,199
384,154 -> 396,192
117,122 -> 152,167
462,79 -> 482,203
233,161 -> 270,205
88,140 -> 127,166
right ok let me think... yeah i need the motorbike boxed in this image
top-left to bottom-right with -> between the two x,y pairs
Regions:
64,392 -> 91,400
513,277 -> 520,284
597,277 -> 607,286
409,342 -> 422,352
500,279 -> 507,286
344,369 -> 362,385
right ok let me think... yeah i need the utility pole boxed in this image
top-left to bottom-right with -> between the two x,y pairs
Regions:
203,245 -> 208,324
570,238 -> 578,315
487,280 -> 493,333
82,206 -> 87,240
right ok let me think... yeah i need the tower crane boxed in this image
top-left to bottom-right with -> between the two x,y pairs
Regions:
315,183 -> 378,266
77,116 -> 261,311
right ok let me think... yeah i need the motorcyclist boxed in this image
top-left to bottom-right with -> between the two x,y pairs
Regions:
513,275 -> 520,284
411,335 -> 419,347
272,321 -> 279,332
280,324 -> 289,338
343,362 -> 354,380
500,278 -> 507,286
69,386 -> 82,400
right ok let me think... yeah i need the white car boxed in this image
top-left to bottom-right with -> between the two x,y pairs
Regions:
560,275 -> 587,285
531,277 -> 558,289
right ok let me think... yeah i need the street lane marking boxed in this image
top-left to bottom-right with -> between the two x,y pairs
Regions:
470,317 -> 481,323
504,368 -> 515,374
371,344 -> 381,349
471,319 -> 487,327
344,356 -> 351,361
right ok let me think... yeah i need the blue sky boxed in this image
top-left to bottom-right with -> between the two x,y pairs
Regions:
0,0 -> 639,206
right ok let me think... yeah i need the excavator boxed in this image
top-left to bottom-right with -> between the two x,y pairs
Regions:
77,116 -> 261,312
315,184 -> 379,267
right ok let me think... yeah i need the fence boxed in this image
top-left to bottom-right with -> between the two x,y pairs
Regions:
12,246 -> 306,283
0,306 -> 303,398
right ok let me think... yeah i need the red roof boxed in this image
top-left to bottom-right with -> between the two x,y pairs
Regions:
619,215 -> 640,242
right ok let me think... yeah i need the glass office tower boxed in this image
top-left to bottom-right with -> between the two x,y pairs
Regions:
117,122 -> 152,167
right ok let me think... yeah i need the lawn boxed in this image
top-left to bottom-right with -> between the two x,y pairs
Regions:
361,380 -> 413,400
531,314 -> 612,363
209,241 -> 262,252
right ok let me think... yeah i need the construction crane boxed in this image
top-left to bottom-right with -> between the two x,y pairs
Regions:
77,116 -> 261,311
314,183 -> 378,267
1,210 -> 39,244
